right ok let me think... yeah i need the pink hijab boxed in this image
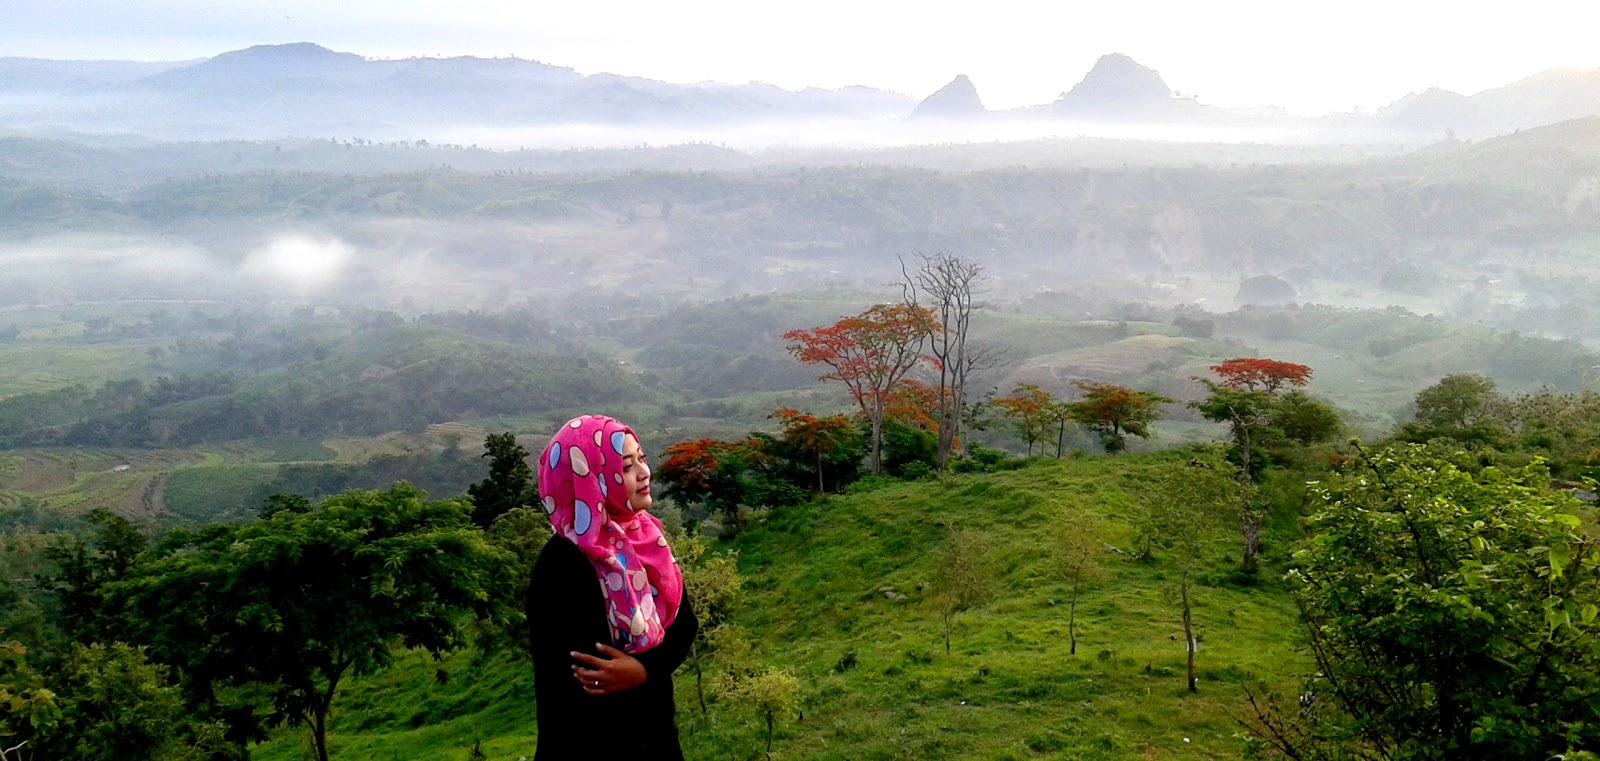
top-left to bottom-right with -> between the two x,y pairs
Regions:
538,414 -> 683,653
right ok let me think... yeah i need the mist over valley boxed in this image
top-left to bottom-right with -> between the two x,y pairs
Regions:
5,21 -> 1600,761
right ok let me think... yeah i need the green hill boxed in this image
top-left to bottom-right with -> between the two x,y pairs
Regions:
252,453 -> 1303,760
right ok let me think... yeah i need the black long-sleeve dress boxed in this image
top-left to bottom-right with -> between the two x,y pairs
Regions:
528,534 -> 698,760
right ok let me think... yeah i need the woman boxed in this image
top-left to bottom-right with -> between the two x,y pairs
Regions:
529,414 -> 697,759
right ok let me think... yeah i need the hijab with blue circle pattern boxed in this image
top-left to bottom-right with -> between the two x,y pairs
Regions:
538,414 -> 683,653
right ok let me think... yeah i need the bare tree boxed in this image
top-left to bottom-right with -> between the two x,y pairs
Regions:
1059,522 -> 1100,656
901,253 -> 987,471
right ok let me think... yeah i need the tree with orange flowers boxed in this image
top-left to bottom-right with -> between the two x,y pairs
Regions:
658,437 -> 805,532
783,304 -> 936,475
768,408 -> 864,493
1208,357 -> 1312,393
1192,356 -> 1322,573
1063,381 -> 1170,453
657,438 -> 762,530
990,383 -> 1058,456
882,379 -> 944,436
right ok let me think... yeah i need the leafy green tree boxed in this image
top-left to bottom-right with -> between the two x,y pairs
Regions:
0,641 -> 206,761
702,625 -> 799,758
1247,445 -> 1600,760
0,639 -> 59,760
257,494 -> 310,519
872,417 -> 938,478
49,642 -> 188,761
40,508 -> 146,643
1269,389 -> 1343,446
1190,383 -> 1277,572
932,528 -> 995,654
1134,450 -> 1241,692
479,506 -> 552,657
1413,373 -> 1501,431
110,484 -> 519,761
466,432 -> 536,528
1192,383 -> 1277,475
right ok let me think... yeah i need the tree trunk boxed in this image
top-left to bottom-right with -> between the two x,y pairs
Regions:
311,665 -> 345,761
942,605 -> 952,655
1181,565 -> 1196,693
314,706 -> 330,761
816,451 -> 825,493
1056,417 -> 1066,459
1241,507 -> 1261,574
1233,414 -> 1260,573
692,643 -> 708,717
935,371 -> 958,472
1068,578 -> 1080,656
765,713 -> 775,760
870,401 -> 885,475
1068,544 -> 1087,655
936,417 -> 957,472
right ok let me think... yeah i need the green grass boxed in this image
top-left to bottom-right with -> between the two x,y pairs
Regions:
250,649 -> 539,761
160,464 -> 280,523
251,453 -> 1304,760
245,436 -> 339,463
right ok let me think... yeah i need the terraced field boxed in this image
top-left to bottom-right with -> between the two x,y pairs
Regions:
0,448 -> 209,519
0,341 -> 153,398
322,434 -> 429,462
1014,334 -> 1201,383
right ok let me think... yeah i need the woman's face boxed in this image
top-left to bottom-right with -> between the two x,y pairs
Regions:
620,433 -> 652,513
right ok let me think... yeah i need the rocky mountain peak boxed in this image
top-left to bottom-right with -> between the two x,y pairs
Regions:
1054,53 -> 1173,113
912,74 -> 986,117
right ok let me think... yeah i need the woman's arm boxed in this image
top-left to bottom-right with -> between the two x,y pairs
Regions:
573,593 -> 696,691
530,538 -> 610,698
633,592 -> 698,680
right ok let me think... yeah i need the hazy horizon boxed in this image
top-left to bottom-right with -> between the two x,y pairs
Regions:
9,0 -> 1600,116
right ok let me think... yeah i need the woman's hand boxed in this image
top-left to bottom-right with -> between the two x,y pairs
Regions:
571,643 -> 648,695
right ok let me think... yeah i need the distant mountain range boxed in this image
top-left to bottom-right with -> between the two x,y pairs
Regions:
2,43 -> 1599,143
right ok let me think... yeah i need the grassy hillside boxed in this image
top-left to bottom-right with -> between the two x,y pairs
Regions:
251,453 -> 1305,760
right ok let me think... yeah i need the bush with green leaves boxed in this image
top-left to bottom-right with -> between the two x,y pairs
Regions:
0,639 -> 58,759
871,417 -> 937,478
734,667 -> 801,761
1248,444 -> 1600,760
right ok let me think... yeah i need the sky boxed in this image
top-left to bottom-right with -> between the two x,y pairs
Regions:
8,0 -> 1600,115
